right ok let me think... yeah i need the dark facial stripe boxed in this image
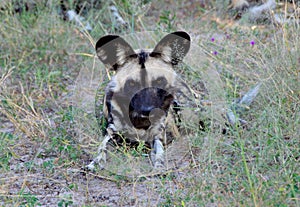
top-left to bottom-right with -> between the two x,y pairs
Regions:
138,50 -> 149,87
140,67 -> 147,88
138,50 -> 148,69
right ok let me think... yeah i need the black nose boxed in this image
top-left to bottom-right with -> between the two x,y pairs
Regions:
140,105 -> 154,116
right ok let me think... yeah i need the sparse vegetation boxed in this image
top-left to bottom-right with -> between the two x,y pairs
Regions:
0,0 -> 299,206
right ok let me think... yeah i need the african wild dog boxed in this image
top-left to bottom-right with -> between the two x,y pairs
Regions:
86,31 -> 194,170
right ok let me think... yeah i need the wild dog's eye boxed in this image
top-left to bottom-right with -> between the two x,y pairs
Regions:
125,79 -> 135,87
129,81 -> 135,86
124,79 -> 140,95
127,79 -> 136,87
153,76 -> 167,88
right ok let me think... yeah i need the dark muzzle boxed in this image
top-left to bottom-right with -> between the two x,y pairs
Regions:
129,87 -> 174,130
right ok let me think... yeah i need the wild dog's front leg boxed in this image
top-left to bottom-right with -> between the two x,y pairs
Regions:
150,123 -> 166,169
151,138 -> 165,169
86,124 -> 115,170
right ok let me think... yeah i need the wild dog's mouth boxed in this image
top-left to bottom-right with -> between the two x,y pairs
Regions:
129,87 -> 174,130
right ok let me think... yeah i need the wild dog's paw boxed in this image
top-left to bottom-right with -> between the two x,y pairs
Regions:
153,160 -> 165,171
150,138 -> 166,171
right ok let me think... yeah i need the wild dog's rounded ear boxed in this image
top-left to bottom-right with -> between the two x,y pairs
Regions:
95,35 -> 136,70
150,31 -> 191,65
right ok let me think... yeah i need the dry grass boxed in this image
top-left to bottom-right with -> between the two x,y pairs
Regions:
0,0 -> 299,206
